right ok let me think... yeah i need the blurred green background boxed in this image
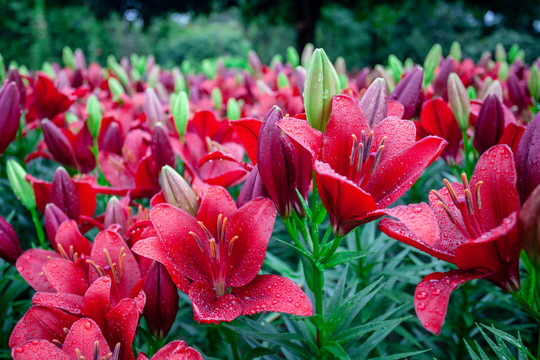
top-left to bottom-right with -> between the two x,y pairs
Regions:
1,0 -> 539,70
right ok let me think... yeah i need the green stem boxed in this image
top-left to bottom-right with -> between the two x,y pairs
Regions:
30,207 -> 46,248
461,128 -> 472,176
223,327 -> 240,360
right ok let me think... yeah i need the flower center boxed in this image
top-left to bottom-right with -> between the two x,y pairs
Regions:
430,173 -> 485,238
189,213 -> 238,297
57,243 -> 79,262
86,247 -> 127,302
347,131 -> 385,187
74,341 -> 121,360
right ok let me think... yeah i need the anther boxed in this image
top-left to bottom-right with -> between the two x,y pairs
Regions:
93,341 -> 99,360
356,143 -> 364,173
75,348 -> 86,360
69,245 -> 75,262
209,239 -> 217,258
437,201 -> 456,224
118,248 -> 126,278
349,134 -> 358,166
63,327 -> 70,335
370,145 -> 384,175
86,260 -> 105,277
52,339 -> 63,348
57,243 -> 69,260
364,130 -> 374,160
189,231 -> 204,252
461,173 -> 469,189
443,179 -> 459,205
474,181 -> 483,209
228,236 -> 239,255
464,189 -> 475,214
198,221 -> 213,241
112,343 -> 121,360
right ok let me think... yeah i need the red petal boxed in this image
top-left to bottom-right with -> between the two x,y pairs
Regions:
232,274 -> 312,317
191,110 -> 219,140
227,198 -> 276,287
230,118 -> 262,164
63,318 -> 111,359
9,318 -> 26,349
197,186 -> 237,235
414,270 -> 485,334
55,220 -> 92,257
16,249 -> 60,292
372,116 -> 416,163
198,150 -> 252,171
105,299 -> 139,360
387,100 -> 404,118
43,258 -> 88,295
12,339 -> 70,360
365,136 -> 447,208
315,160 -> 377,236
82,276 -> 113,330
22,306 -> 79,344
322,95 -> 370,175
75,181 -> 97,218
277,117 -> 323,160
32,292 -> 83,314
149,204 -> 210,283
188,280 -> 242,323
27,174 -> 52,214
147,340 -> 203,360
470,145 -> 520,229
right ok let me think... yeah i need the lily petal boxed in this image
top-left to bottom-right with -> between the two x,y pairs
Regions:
188,280 -> 242,323
63,318 -> 111,359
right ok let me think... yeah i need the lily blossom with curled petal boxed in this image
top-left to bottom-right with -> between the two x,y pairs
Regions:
378,145 -> 521,334
279,94 -> 447,236
132,186 -> 312,323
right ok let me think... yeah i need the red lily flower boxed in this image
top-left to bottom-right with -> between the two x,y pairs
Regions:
378,145 -> 521,334
26,73 -> 76,124
279,94 -> 447,235
137,340 -> 202,360
132,186 -> 312,323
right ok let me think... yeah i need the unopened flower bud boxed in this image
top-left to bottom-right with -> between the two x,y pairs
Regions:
389,67 -> 423,119
108,77 -> 125,101
6,159 -> 35,210
423,43 -> 442,86
104,197 -> 128,236
171,91 -> 189,140
388,54 -> 403,84
160,165 -> 199,215
449,41 -> 462,62
145,88 -> 166,131
473,95 -> 504,155
41,119 -> 77,168
359,78 -> 388,128
86,95 -> 102,139
44,203 -> 69,247
0,215 -> 21,264
51,167 -> 80,220
334,56 -> 346,75
447,73 -> 470,129
62,46 -> 75,70
516,112 -> 540,202
0,82 -> 21,156
286,46 -> 300,68
74,49 -> 86,70
528,65 -> 540,103
301,43 -> 314,68
277,72 -> 289,89
227,98 -> 241,121
495,43 -> 506,62
101,121 -> 123,155
211,87 -> 222,111
498,61 -> 509,81
483,79 -> 503,101
295,66 -> 306,95
7,69 -> 25,107
521,184 -> 540,267
151,123 -> 176,172
304,48 -> 340,131
507,73 -> 527,111
433,57 -> 454,100
248,50 -> 262,78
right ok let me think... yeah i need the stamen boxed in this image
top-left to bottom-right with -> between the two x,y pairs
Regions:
103,249 -> 119,282
361,130 -> 366,145
93,341 -> 99,360
52,339 -> 63,348
63,327 -> 70,335
57,243 -> 69,260
370,145 -> 384,175
228,236 -> 239,255
464,189 -> 475,214
118,249 -> 126,279
474,181 -> 483,209
217,214 -> 223,242
461,173 -> 469,189
73,252 -> 79,263
220,217 -> 228,244
198,221 -> 213,240
437,201 -> 456,224
189,231 -> 204,252
364,130 -> 374,160
87,260 -> 105,277
356,143 -> 364,173
349,134 -> 358,166
75,348 -> 86,360
443,179 -> 459,205
69,245 -> 75,261
209,239 -> 217,258
112,343 -> 121,360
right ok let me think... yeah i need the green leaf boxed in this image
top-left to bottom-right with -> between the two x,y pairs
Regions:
295,188 -> 312,220
323,341 -> 351,360
325,251 -> 374,268
336,317 -> 409,343
368,350 -> 430,360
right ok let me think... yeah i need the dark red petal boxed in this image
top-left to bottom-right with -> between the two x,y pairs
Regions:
191,110 -> 219,140
365,136 -> 447,208
387,100 -> 404,118
314,160 -> 377,236
414,270 -> 485,335
55,220 -> 92,257
188,280 -> 242,324
9,318 -> 26,349
63,318 -> 111,359
149,204 -> 210,284
372,116 -> 416,163
230,118 -> 262,164
82,276 -> 113,330
89,230 -> 141,296
32,292 -> 83,314
147,340 -> 203,360
43,258 -> 88,295
105,299 -> 139,360
22,306 -> 79,344
227,198 -> 276,287
277,117 -> 323,160
232,274 -> 312,317
470,145 -> 520,229
0,214 -> 22,264
389,67 -> 423,119
322,95 -> 370,175
16,249 -> 60,292
197,186 -> 237,235
51,167 -> 80,220
75,180 -> 97,218
12,339 -> 70,360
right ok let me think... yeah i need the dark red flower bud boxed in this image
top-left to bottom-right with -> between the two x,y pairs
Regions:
389,67 -> 424,119
516,112 -> 540,202
50,167 -> 80,221
432,57 -> 455,101
507,73 -> 527,111
520,184 -> 540,267
151,123 -> 176,172
7,69 -> 26,107
0,215 -> 22,264
142,261 -> 179,339
101,121 -> 123,155
44,203 -> 69,248
359,78 -> 388,128
71,69 -> 84,88
0,82 -> 21,156
41,119 -> 77,168
237,165 -> 269,208
473,95 -> 504,155
145,88 -> 166,130
104,197 -> 128,236
257,107 -> 312,217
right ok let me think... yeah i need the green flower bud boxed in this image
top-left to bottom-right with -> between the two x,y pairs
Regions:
303,48 -> 340,132
301,43 -> 314,68
423,43 -> 442,86
270,54 -> 283,70
498,61 -> 509,81
495,43 -> 506,63
173,67 -> 186,93
202,59 -> 217,80
467,86 -> 476,100
449,41 -> 462,62
108,77 -> 125,101
227,98 -> 241,121
62,46 -> 75,70
277,72 -> 289,89
107,55 -> 130,89
338,73 -> 348,90
286,46 -> 300,68
86,95 -> 102,138
211,87 -> 222,111
508,44 -> 519,64
334,56 -> 346,75
483,80 -> 503,102
171,91 -> 189,140
42,62 -> 56,79
528,65 -> 540,102
388,54 -> 403,84
160,165 -> 199,216
448,73 -> 470,130
6,159 -> 35,211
